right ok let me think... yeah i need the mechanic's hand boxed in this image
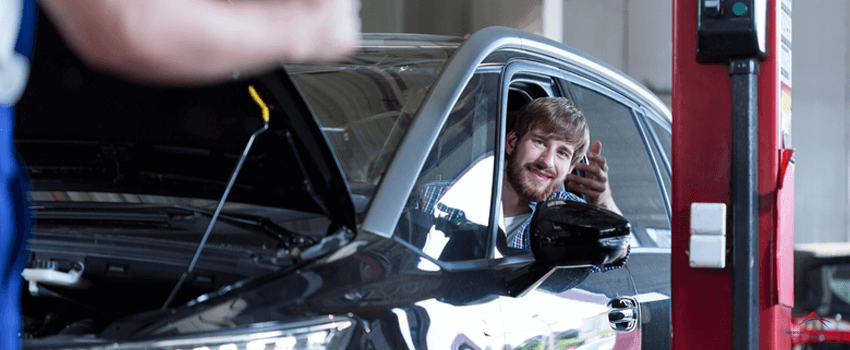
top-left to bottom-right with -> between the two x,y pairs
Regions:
566,140 -> 623,215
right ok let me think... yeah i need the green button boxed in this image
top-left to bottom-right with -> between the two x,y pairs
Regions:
732,2 -> 748,16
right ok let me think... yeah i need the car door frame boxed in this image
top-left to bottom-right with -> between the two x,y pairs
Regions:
361,26 -> 671,242
493,58 -> 650,349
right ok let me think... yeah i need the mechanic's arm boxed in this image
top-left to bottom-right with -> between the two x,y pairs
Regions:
39,0 -> 360,85
565,140 -> 622,216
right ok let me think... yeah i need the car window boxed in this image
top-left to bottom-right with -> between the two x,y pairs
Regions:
395,73 -> 500,262
567,83 -> 671,248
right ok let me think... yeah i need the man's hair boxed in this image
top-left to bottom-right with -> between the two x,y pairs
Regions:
512,97 -> 590,165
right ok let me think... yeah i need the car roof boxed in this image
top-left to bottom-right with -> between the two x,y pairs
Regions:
355,28 -> 670,122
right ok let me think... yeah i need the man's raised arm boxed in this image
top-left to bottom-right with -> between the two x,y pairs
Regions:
566,140 -> 622,215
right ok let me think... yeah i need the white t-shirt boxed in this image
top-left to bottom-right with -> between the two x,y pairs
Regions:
503,212 -> 532,245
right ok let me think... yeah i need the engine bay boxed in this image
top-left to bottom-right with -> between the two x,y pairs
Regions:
21,201 -> 330,339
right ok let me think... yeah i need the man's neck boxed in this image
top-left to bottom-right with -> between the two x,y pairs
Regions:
501,180 -> 532,217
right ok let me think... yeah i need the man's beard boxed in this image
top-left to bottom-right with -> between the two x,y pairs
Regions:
505,153 -> 563,203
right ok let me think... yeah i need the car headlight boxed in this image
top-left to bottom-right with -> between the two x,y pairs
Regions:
91,316 -> 355,350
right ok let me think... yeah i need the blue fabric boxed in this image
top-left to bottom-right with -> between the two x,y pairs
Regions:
3,0 -> 36,347
15,0 -> 36,59
508,191 -> 584,249
1,106 -> 31,350
507,191 -> 630,272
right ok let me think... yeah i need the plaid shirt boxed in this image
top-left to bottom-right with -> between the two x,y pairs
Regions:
414,181 -> 629,273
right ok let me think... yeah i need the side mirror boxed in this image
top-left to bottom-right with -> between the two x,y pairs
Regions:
530,200 -> 630,268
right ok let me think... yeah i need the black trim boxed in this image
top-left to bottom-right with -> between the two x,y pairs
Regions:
487,68 -> 507,261
633,110 -> 673,230
642,112 -> 673,178
730,57 -> 760,350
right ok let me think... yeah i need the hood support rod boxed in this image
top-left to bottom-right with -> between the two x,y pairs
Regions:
162,86 -> 270,310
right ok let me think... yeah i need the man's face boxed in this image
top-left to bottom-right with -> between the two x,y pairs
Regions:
505,128 -> 577,203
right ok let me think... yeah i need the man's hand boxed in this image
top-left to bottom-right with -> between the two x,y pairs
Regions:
566,140 -> 622,215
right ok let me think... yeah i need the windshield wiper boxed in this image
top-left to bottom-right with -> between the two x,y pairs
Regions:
32,207 -> 170,224
167,205 -> 314,247
31,204 -> 310,247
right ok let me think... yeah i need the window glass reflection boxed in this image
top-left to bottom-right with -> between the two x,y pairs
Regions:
568,84 -> 669,247
396,73 -> 499,262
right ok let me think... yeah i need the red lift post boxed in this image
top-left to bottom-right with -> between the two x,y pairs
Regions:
672,0 -> 793,349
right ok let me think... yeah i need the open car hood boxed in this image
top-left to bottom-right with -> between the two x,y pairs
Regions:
14,20 -> 356,231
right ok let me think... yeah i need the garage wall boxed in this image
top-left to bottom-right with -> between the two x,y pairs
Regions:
624,0 -> 672,95
361,0 -> 475,36
470,0 -> 542,35
791,0 -> 850,243
361,0 -> 672,103
360,0 -> 404,33
359,0 -> 850,244
561,2 -> 628,71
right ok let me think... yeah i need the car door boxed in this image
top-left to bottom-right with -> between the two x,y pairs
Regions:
388,63 -> 639,349
387,54 -> 671,349
565,77 -> 673,350
621,107 -> 673,350
494,61 -> 641,350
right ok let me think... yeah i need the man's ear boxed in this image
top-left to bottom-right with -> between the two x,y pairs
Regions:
506,131 -> 518,155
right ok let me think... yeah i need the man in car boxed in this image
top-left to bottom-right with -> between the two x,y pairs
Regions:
500,97 -> 627,270
416,97 -> 628,271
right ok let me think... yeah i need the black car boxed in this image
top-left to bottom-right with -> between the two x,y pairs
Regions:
16,18 -> 672,350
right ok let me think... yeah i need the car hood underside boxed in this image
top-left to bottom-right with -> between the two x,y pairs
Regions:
15,18 -> 356,231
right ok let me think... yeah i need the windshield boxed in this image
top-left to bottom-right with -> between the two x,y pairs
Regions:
284,34 -> 460,208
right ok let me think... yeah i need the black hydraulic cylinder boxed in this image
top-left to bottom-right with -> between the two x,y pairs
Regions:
729,57 -> 759,350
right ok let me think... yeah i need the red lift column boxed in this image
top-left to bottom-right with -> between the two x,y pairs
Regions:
672,1 -> 793,349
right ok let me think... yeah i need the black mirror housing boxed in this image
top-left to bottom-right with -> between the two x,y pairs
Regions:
530,200 -> 630,268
